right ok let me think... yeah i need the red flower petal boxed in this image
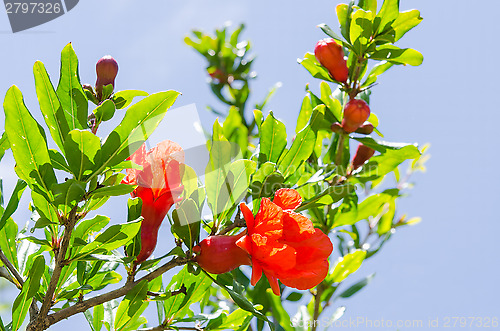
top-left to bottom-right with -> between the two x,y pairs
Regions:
264,270 -> 281,296
251,258 -> 263,286
240,203 -> 255,231
253,198 -> 283,240
279,260 -> 329,290
252,241 -> 296,273
273,188 -> 302,210
282,211 -> 315,242
288,229 -> 333,265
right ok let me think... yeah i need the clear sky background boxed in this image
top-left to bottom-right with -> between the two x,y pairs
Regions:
1,0 -> 499,330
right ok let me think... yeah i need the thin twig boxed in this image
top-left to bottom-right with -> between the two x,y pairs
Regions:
27,257 -> 188,330
218,208 -> 246,235
0,247 -> 24,287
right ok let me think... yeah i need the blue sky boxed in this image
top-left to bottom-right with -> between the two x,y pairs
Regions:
1,0 -> 499,330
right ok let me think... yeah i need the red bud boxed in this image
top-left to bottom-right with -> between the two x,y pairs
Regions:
342,99 -> 371,133
194,233 -> 251,274
352,144 -> 375,170
314,38 -> 349,83
95,55 -> 118,99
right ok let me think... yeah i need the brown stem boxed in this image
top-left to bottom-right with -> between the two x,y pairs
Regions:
218,209 -> 246,235
26,257 -> 188,331
0,247 -> 24,287
311,283 -> 324,331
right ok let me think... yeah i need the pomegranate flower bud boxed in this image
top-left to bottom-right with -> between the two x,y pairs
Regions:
95,55 -> 118,99
341,99 -> 371,133
314,38 -> 349,83
352,143 -> 375,170
193,233 -> 251,274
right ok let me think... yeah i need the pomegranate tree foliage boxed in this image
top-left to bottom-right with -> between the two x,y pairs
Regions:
0,0 -> 428,330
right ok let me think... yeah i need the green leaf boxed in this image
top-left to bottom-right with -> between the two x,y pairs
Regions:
206,308 -> 254,331
0,216 -> 18,270
33,60 -> 69,151
355,191 -> 397,222
377,197 -> 396,234
336,1 -> 355,42
0,180 -> 27,231
56,43 -> 88,131
296,95 -> 313,134
93,99 -> 116,123
266,289 -> 294,331
259,112 -> 287,164
362,61 -> 393,87
114,279 -> 148,331
338,273 -> 375,298
357,145 -> 420,180
73,215 -> 110,244
296,184 -> 353,212
51,179 -> 85,214
3,85 -> 57,197
64,129 -> 102,181
250,163 -> 284,199
208,273 -> 274,331
98,91 -> 180,173
49,149 -> 71,172
370,45 -> 423,66
298,53 -> 334,82
358,0 -> 377,14
72,221 -> 141,261
329,250 -> 366,283
331,192 -> 358,228
350,9 -> 373,55
320,81 -> 342,122
278,111 -> 320,180
12,255 -> 44,331
392,9 -> 423,42
90,184 -> 136,198
113,90 -> 149,109
219,159 -> 257,221
172,199 -> 200,249
0,132 -> 9,163
317,23 -> 347,45
375,0 -> 399,33
164,266 -> 212,321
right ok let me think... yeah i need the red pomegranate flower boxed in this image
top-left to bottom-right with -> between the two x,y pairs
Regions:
122,140 -> 184,263
236,188 -> 333,295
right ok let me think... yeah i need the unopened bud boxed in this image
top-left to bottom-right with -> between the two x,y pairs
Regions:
341,99 -> 371,133
314,38 -> 349,83
95,55 -> 118,99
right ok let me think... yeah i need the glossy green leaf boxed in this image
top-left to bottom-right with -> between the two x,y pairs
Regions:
296,95 -> 313,133
320,81 -> 342,122
0,132 -> 9,163
375,0 -> 399,33
336,1 -> 355,42
51,179 -> 85,214
3,86 -> 57,197
259,112 -> 287,164
49,149 -> 71,172
73,215 -> 110,244
338,273 -> 375,298
317,23 -> 347,45
98,91 -> 180,174
33,60 -> 69,151
266,289 -> 294,331
355,191 -> 397,222
114,279 -> 148,331
250,163 -> 284,199
377,197 -> 396,234
296,184 -> 353,212
72,220 -> 141,261
12,255 -> 44,331
172,198 -> 200,249
0,216 -> 18,270
331,192 -> 358,228
362,61 -> 393,87
350,9 -> 373,55
329,250 -> 366,283
163,266 -> 212,320
358,145 -> 420,180
370,45 -> 423,66
56,43 -> 88,131
0,180 -> 26,231
93,99 -> 116,123
112,90 -> 149,109
206,308 -> 254,331
64,129 -> 102,180
358,0 -> 377,14
392,9 -> 423,42
298,53 -> 334,82
90,184 -> 136,198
